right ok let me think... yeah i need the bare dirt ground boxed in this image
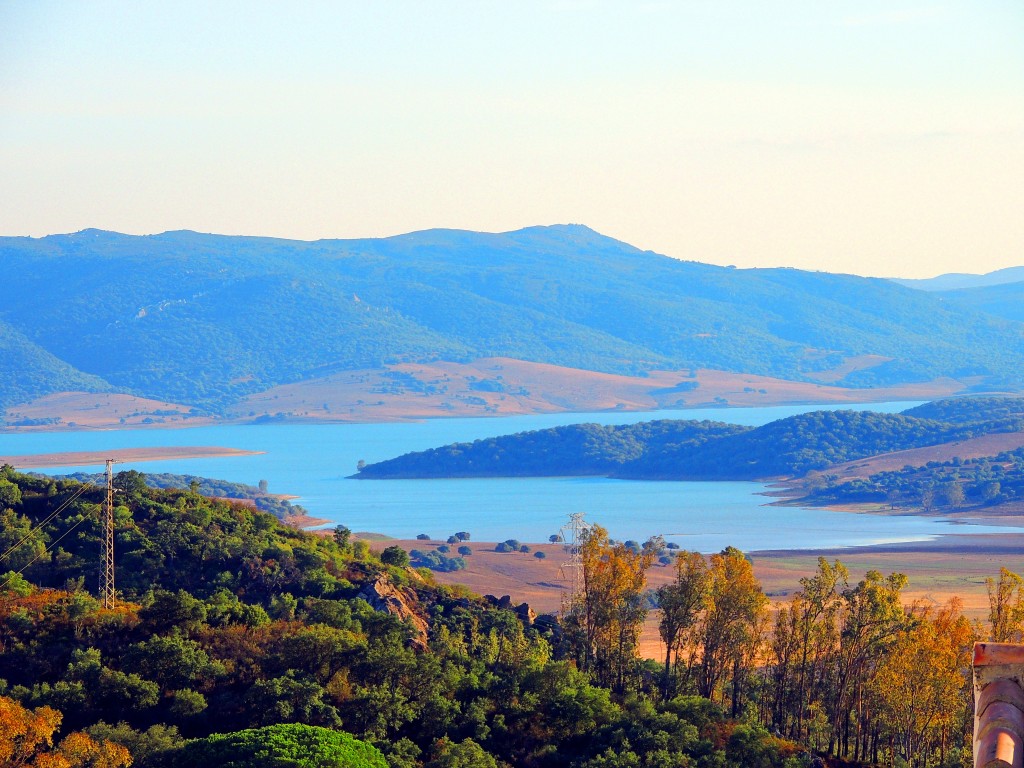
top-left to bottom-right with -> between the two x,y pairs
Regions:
225,358 -> 966,423
806,432 -> 1024,484
1,392 -> 213,431
0,445 -> 262,469
3,358 -> 970,433
372,531 -> 1024,662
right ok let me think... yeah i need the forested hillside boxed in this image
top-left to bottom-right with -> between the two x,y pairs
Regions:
936,281 -> 1024,323
354,420 -> 750,479
0,466 -> 798,767
0,465 -> 1009,767
0,318 -> 111,408
355,398 -> 1024,481
2,226 -> 1023,411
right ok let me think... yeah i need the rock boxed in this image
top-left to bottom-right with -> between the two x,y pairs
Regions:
357,575 -> 429,650
533,613 -> 562,640
515,602 -> 537,626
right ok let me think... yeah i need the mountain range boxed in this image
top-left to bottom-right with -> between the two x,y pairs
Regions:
1,225 -> 1023,416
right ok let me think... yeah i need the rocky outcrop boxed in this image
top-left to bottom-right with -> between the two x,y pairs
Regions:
484,594 -> 537,627
358,574 -> 429,650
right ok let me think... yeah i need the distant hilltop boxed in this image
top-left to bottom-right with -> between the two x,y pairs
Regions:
891,265 -> 1024,292
1,225 -> 1022,424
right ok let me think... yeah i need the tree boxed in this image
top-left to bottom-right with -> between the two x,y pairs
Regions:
0,696 -> 131,768
0,508 -> 46,572
380,546 -> 410,568
113,470 -> 147,496
987,567 -> 1024,642
86,722 -> 183,766
123,635 -> 218,692
169,723 -> 387,767
920,487 -> 935,511
829,569 -> 909,757
334,525 -> 352,551
140,589 -> 207,635
696,547 -> 767,718
566,525 -> 657,691
870,599 -> 974,767
258,479 -> 269,493
789,558 -> 847,741
0,477 -> 23,508
656,550 -> 710,698
942,482 -> 965,509
425,737 -> 497,768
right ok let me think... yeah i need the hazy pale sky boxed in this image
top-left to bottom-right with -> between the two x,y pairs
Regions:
1,1 -> 1021,277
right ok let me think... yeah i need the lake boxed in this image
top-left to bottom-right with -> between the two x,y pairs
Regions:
1,401 -> 1017,551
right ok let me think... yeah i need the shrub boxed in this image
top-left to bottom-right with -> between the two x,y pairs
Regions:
168,723 -> 387,767
380,546 -> 410,567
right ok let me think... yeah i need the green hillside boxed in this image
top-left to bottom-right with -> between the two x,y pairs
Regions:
0,465 -> 806,768
353,420 -> 749,479
936,281 -> 1024,323
356,398 -> 1024,481
2,226 -> 1024,411
0,317 -> 111,410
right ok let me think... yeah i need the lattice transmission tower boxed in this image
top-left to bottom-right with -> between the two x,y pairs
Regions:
100,459 -> 116,608
558,512 -> 590,610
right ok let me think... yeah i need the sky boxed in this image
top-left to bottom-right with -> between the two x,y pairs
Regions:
1,1 -> 1022,278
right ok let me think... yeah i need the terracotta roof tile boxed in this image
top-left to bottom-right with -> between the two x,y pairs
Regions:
979,680 -> 1024,718
974,643 -> 1024,768
978,727 -> 1024,768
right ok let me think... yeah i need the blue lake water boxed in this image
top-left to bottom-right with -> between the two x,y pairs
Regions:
1,401 -> 1017,551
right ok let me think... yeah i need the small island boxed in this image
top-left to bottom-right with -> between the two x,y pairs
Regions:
354,397 -> 1024,514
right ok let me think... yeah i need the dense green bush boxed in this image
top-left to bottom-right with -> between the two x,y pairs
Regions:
162,723 -> 387,767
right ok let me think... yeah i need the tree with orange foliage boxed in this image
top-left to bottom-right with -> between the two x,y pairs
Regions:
870,598 -> 975,767
567,525 -> 657,691
828,569 -> 909,759
986,567 -> 1024,642
0,695 -> 131,767
696,546 -> 768,717
656,549 -> 710,698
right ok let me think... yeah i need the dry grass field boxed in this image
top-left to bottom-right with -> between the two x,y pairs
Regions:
226,357 -> 966,423
2,357 -> 968,433
372,531 -> 1024,662
2,392 -> 213,431
0,445 -> 262,469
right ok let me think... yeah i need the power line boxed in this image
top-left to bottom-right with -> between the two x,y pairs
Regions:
0,465 -> 119,606
0,480 -> 93,566
0,507 -> 94,593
